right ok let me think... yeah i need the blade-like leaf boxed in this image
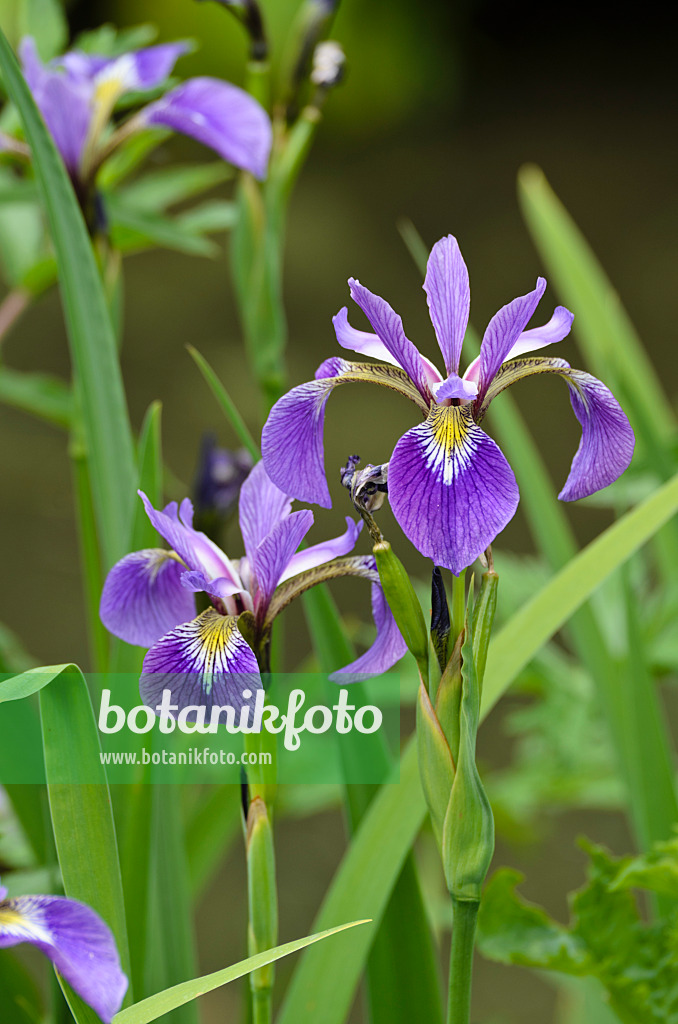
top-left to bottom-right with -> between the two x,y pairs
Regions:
186,344 -> 260,459
0,28 -> 137,567
113,921 -> 371,1024
0,367 -> 72,428
38,666 -> 131,1008
482,470 -> 678,717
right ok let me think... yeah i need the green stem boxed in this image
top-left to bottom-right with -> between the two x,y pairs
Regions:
447,898 -> 479,1024
252,988 -> 272,1024
451,569 -> 467,643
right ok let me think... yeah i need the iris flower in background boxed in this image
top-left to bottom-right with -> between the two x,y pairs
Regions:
0,880 -> 127,1023
101,461 -> 406,712
261,234 -> 635,575
18,37 -> 272,183
193,435 -> 254,526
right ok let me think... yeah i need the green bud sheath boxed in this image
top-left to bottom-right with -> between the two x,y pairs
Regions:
435,631 -> 464,768
246,797 -> 279,993
471,570 -> 498,694
374,540 -> 429,684
442,621 -> 494,901
416,681 -> 456,848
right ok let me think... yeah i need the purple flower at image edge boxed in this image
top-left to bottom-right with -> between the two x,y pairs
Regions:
100,461 -> 407,713
0,881 -> 127,1023
260,234 -> 635,574
18,37 -> 272,180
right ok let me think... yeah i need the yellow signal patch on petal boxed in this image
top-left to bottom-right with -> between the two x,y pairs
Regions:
425,404 -> 478,485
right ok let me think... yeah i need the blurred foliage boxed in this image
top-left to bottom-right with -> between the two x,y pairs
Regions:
477,836 -> 678,1024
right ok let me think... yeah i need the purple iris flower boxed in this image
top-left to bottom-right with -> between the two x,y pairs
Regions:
0,880 -> 127,1023
261,234 -> 635,575
100,461 -> 406,712
19,37 -> 272,181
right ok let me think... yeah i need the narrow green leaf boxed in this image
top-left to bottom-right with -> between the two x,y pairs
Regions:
143,786 -> 199,1024
114,921 -> 371,1024
38,666 -> 131,1001
186,344 -> 260,459
131,400 -> 163,549
483,470 -> 678,717
117,163 -> 232,213
0,366 -> 73,428
0,28 -> 137,567
107,198 -> 220,258
518,165 -> 676,444
186,785 -> 241,901
0,663 -> 73,702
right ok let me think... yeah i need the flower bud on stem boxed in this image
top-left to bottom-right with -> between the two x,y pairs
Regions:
373,540 -> 429,687
245,796 -> 278,1024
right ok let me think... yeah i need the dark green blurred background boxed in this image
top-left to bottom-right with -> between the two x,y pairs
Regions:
1,1 -> 676,1020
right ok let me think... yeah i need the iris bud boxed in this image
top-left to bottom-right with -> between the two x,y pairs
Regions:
417,682 -> 455,847
431,566 -> 451,673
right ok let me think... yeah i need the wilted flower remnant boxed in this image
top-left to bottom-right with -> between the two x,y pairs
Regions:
18,37 -> 272,186
0,880 -> 127,1023
262,235 -> 635,574
100,461 -> 406,713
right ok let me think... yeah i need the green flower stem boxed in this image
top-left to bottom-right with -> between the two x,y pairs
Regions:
451,570 -> 467,644
447,898 -> 479,1024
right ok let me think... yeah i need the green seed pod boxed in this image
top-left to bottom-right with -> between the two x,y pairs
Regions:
374,540 -> 429,684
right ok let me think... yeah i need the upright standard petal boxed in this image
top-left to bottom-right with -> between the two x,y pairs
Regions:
100,549 -> 196,647
332,306 -> 402,367
348,279 -> 432,399
20,38 -> 92,173
279,516 -> 362,582
139,491 -> 241,586
432,373 -> 478,403
239,460 -> 293,564
423,235 -> 470,376
476,278 -> 546,406
141,608 -> 261,713
0,893 -> 127,1023
389,404 -> 519,575
331,572 -> 408,682
251,509 -> 314,607
480,356 -> 635,500
142,78 -> 272,179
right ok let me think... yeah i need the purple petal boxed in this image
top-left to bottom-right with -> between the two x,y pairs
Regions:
331,567 -> 408,682
332,306 -> 402,367
476,278 -> 546,404
100,549 -> 196,648
280,516 -> 362,582
141,608 -> 261,714
0,894 -> 127,1023
261,379 -> 337,507
143,77 -> 272,180
506,305 -> 574,361
558,369 -> 635,500
432,373 -> 478,403
389,405 -> 519,575
479,356 -> 635,500
348,279 -> 431,399
60,43 -> 188,92
423,235 -> 470,376
139,491 -> 241,585
252,510 -> 314,606
180,570 -> 245,604
239,460 -> 292,564
20,38 -> 93,174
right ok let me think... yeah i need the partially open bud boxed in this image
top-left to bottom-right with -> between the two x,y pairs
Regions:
417,682 -> 455,848
431,567 -> 451,673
